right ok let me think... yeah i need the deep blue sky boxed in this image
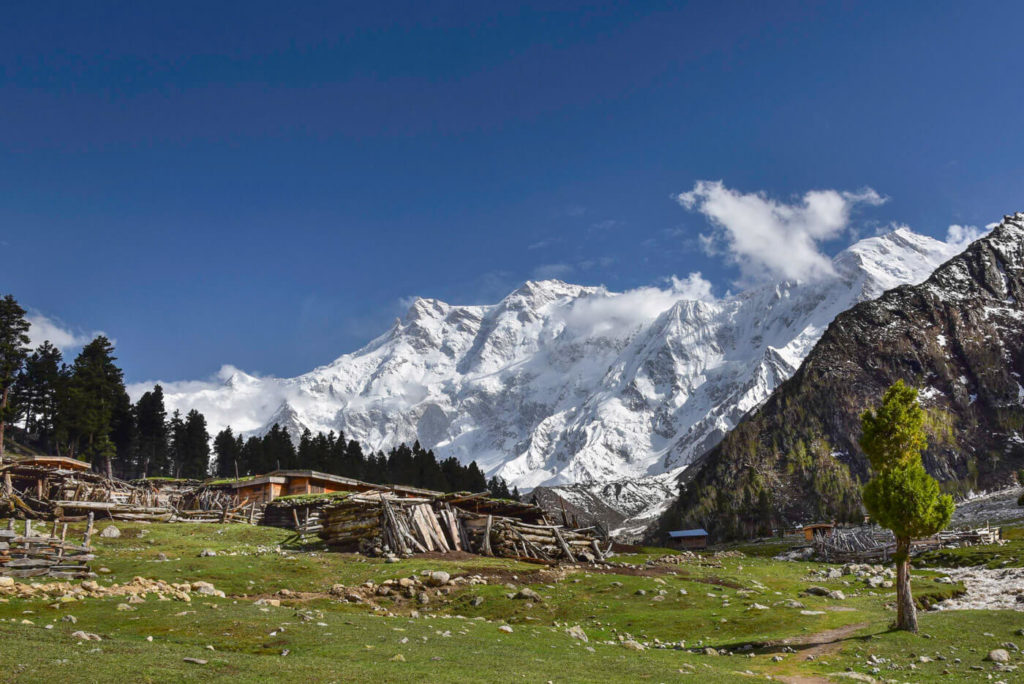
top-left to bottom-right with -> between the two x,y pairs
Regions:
3,1 -> 1023,383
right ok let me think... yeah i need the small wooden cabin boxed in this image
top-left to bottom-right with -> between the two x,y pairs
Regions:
14,456 -> 91,472
225,470 -> 438,505
667,528 -> 709,550
802,522 -> 835,541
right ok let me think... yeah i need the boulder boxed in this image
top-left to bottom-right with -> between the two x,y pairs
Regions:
426,571 -> 451,587
566,625 -> 588,642
514,588 -> 543,601
99,526 -> 121,539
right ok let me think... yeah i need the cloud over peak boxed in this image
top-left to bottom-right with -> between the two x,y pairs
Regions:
26,311 -> 105,353
677,180 -> 887,284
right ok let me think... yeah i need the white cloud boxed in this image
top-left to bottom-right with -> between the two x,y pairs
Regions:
26,311 -> 104,353
127,365 -> 286,437
560,272 -> 715,339
945,224 -> 990,252
677,180 -> 887,284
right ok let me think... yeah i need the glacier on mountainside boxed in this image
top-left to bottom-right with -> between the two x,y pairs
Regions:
137,227 -> 972,491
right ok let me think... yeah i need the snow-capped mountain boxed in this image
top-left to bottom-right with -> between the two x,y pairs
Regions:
658,213 -> 1023,541
144,227 -> 971,490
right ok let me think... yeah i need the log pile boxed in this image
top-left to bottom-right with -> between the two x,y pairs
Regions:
814,525 -> 1002,562
1,462 -> 157,520
0,515 -> 95,579
0,462 -> 263,524
470,517 -> 608,563
170,486 -> 263,524
261,495 -> 344,534
318,491 -> 606,562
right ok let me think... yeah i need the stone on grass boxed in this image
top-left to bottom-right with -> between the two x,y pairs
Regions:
199,549 -> 217,557
622,640 -> 645,651
986,649 -> 1010,663
426,571 -> 450,587
514,588 -> 542,601
72,630 -> 101,641
566,625 -> 588,642
99,525 -> 121,539
498,625 -> 513,634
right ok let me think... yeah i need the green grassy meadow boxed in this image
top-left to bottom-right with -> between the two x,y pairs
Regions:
0,520 -> 1021,682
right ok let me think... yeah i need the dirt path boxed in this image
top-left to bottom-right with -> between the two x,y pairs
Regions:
771,621 -> 871,684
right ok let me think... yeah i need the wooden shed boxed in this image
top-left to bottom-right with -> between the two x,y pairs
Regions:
667,528 -> 709,550
225,470 -> 439,505
802,522 -> 835,541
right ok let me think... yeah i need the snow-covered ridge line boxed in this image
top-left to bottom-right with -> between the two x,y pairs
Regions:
134,226 -> 977,489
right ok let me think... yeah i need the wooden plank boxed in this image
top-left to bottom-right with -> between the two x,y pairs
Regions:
421,505 -> 450,552
483,515 -> 493,556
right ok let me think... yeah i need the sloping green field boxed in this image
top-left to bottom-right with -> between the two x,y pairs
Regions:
0,521 -> 1020,683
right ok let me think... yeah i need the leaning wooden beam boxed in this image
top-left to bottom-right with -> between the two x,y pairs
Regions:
483,515 -> 493,556
551,526 -> 576,562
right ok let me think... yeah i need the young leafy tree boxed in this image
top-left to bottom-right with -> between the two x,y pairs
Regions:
860,380 -> 954,633
0,295 -> 31,462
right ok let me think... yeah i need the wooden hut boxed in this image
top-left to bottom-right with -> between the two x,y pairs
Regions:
225,470 -> 440,506
802,522 -> 835,541
667,528 -> 709,550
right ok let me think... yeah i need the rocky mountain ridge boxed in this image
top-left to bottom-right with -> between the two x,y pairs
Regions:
149,227 -> 971,491
657,213 -> 1024,540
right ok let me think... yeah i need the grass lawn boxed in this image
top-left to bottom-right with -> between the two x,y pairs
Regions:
1,519 -> 1022,682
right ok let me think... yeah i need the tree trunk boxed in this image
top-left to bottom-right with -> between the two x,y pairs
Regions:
0,385 -> 8,463
895,536 -> 918,632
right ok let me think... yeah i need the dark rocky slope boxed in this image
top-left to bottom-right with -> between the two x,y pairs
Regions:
657,213 -> 1024,540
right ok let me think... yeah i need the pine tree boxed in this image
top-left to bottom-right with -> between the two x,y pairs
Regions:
135,385 -> 169,477
860,380 -> 954,633
487,476 -> 512,499
13,341 -> 65,452
465,462 -> 487,492
178,409 -> 210,479
167,410 -> 186,476
0,295 -> 31,462
262,424 -> 295,471
240,436 -> 264,476
64,336 -> 130,476
213,427 -> 242,479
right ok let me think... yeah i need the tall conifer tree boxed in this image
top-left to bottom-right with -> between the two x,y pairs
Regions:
0,295 -> 30,462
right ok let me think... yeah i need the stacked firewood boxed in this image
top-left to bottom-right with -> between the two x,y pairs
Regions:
0,515 -> 95,579
318,491 -> 605,562
261,497 -> 332,533
464,516 -> 608,563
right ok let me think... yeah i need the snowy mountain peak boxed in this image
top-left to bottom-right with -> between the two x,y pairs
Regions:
143,225 -> 983,489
